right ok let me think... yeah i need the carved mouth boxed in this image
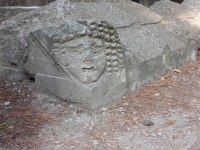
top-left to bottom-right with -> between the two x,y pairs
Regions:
82,66 -> 98,77
82,66 -> 95,72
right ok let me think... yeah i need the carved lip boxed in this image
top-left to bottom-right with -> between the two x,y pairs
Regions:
82,66 -> 95,71
81,66 -> 98,76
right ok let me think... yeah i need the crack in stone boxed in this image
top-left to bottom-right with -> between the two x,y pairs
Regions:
141,18 -> 163,25
116,21 -> 139,29
116,18 -> 163,29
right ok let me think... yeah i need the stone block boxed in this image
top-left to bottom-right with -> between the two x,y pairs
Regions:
25,20 -> 127,108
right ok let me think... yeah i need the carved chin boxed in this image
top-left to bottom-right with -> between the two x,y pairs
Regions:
81,75 -> 99,84
70,70 -> 103,84
80,70 -> 102,84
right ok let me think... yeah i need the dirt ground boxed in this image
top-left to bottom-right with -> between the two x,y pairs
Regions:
0,54 -> 200,150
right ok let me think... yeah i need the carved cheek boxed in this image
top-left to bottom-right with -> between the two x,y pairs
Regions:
65,52 -> 82,68
94,50 -> 106,70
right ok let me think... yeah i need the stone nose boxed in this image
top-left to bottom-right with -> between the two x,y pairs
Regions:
83,50 -> 93,63
83,56 -> 93,63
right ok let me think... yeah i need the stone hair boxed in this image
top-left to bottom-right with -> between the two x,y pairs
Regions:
52,20 -> 124,74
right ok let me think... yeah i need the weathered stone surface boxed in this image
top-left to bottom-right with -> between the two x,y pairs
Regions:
182,0 -> 200,12
151,1 -> 200,42
0,0 -> 48,6
0,0 -> 199,108
0,6 -> 39,23
0,66 -> 24,82
150,1 -> 200,59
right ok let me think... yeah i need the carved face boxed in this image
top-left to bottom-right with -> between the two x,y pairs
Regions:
60,36 -> 106,84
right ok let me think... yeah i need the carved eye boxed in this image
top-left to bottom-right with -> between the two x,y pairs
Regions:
92,48 -> 99,54
92,47 -> 103,55
76,47 -> 84,53
91,40 -> 102,55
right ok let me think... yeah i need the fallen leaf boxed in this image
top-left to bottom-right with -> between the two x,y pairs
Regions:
161,73 -> 170,80
168,120 -> 174,125
173,69 -> 181,73
163,73 -> 170,79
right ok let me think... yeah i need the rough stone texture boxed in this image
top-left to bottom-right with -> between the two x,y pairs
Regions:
0,0 -> 199,108
151,1 -> 200,41
150,1 -> 200,56
182,0 -> 200,12
0,0 -> 23,6
0,0 -> 50,6
0,6 -> 39,23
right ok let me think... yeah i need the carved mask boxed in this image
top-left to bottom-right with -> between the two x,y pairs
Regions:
58,36 -> 106,84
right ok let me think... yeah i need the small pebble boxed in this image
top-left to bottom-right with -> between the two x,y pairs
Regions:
8,126 -> 14,129
157,132 -> 162,136
154,93 -> 160,96
142,119 -> 154,126
133,111 -> 138,115
68,118 -> 73,121
101,107 -> 108,111
117,137 -> 122,140
57,104 -> 62,107
123,103 -> 129,106
152,133 -> 156,137
93,140 -> 99,145
116,107 -> 123,112
65,134 -> 69,137
4,101 -> 10,106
